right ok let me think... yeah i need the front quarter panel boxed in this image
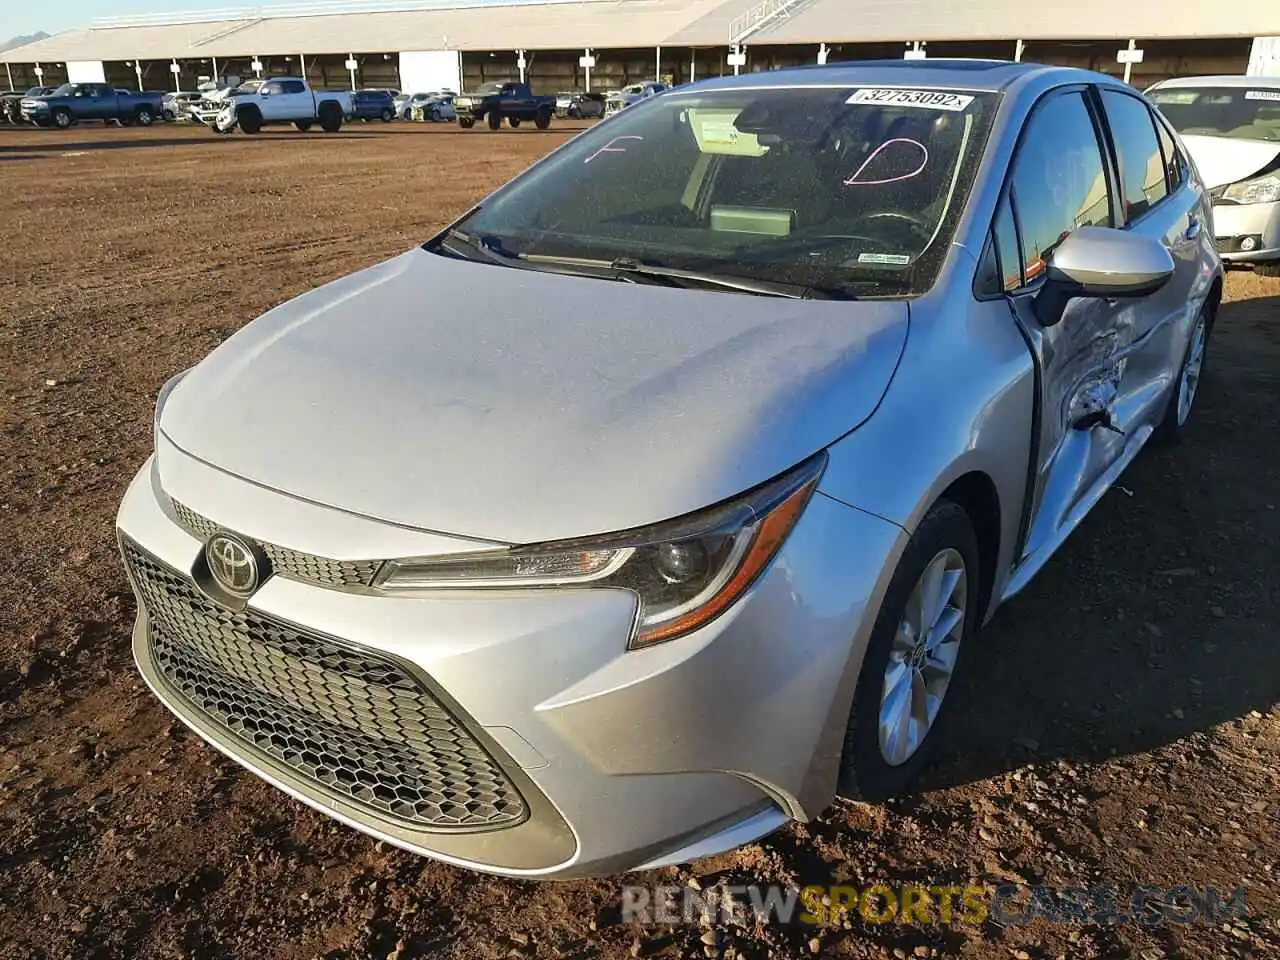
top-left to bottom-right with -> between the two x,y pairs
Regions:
818,259 -> 1035,620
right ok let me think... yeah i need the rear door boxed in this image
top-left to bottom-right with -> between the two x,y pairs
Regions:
1094,87 -> 1207,431
993,87 -> 1130,563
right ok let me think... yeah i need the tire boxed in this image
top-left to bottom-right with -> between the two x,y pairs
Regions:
135,107 -> 155,127
459,117 -> 475,128
508,117 -> 521,128
1156,305 -> 1211,444
486,110 -> 502,130
534,106 -> 552,130
163,109 -> 176,122
52,108 -> 73,130
428,106 -> 440,122
238,108 -> 262,134
1255,263 -> 1280,278
294,120 -> 313,132
318,102 -> 343,133
381,108 -> 394,122
836,500 -> 981,803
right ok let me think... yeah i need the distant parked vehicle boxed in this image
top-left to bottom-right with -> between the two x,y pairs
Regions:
190,80 -> 262,126
424,94 -> 456,122
163,92 -> 203,122
400,92 -> 433,119
21,82 -> 167,128
604,81 -> 668,118
2,86 -> 54,123
352,89 -> 396,122
567,92 -> 606,119
454,80 -> 555,129
1147,75 -> 1280,277
211,77 -> 353,134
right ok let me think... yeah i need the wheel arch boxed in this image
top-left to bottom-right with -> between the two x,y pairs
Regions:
937,471 -> 1002,626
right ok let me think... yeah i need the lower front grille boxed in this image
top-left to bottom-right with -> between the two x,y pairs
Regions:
123,538 -> 527,831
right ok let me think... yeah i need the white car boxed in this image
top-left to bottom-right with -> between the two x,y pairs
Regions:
1147,75 -> 1280,276
213,77 -> 353,135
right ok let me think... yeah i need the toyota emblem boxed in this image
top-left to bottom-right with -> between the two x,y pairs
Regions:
205,533 -> 261,597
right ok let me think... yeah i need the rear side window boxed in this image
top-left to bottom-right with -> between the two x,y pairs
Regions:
1009,91 -> 1112,283
1153,116 -> 1186,190
282,81 -> 306,95
1101,90 -> 1169,220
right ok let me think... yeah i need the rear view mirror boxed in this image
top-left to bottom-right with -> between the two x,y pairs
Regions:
1035,226 -> 1174,326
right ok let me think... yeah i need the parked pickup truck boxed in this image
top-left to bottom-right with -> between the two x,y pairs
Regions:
212,77 -> 353,134
455,81 -> 555,129
21,83 -> 166,128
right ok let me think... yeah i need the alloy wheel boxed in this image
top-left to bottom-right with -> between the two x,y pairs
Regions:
879,548 -> 967,766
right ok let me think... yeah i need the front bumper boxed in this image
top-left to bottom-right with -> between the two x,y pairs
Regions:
117,440 -> 903,877
1213,199 -> 1280,265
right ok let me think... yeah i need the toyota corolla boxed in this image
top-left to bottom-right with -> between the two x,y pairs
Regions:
118,60 -> 1221,878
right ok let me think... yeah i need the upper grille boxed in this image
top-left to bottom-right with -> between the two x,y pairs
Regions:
170,500 -> 382,589
123,539 -> 528,831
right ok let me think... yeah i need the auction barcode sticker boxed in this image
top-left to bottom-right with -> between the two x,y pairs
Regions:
1245,90 -> 1280,102
847,88 -> 974,111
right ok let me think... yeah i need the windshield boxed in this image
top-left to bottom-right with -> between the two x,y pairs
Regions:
429,85 -> 996,298
51,84 -> 75,96
473,82 -> 504,96
1149,86 -> 1280,142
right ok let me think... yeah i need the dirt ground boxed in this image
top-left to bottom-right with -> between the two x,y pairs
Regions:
0,120 -> 1277,960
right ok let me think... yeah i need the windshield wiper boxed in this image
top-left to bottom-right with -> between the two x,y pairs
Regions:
607,257 -> 846,299
435,239 -> 854,299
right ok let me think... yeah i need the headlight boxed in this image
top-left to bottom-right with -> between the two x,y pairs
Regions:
375,453 -> 826,648
1223,171 -> 1280,205
154,369 -> 190,445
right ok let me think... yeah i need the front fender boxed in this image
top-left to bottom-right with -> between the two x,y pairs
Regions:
818,291 -> 1037,622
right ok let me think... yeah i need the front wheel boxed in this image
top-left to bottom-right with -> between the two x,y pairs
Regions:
52,109 -> 73,130
837,500 -> 980,803
381,108 -> 394,123
534,106 -> 552,130
458,117 -> 475,128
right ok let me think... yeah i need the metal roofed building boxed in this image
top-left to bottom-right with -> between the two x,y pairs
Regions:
1,0 -> 1276,95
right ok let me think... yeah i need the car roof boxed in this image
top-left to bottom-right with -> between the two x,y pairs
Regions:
688,59 -> 1079,94
1149,74 -> 1280,89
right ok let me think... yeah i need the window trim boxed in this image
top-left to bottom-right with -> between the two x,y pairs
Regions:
1094,86 -> 1175,228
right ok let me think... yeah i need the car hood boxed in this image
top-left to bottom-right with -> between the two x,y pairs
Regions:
160,249 -> 909,544
1180,134 -> 1280,189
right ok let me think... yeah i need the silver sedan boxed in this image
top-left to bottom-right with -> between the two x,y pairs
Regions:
118,60 -> 1221,878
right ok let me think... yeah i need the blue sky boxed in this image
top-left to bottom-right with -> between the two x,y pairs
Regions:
2,1 -> 299,41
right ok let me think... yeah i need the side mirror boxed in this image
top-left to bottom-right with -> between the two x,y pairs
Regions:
1034,226 -> 1174,327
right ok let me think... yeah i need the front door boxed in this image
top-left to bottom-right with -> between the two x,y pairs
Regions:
1001,89 -> 1128,567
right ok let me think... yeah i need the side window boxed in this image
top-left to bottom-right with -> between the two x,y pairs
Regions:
263,81 -> 283,96
1101,90 -> 1169,220
975,191 -> 1022,297
1009,91 -> 1112,284
993,193 -> 1022,292
283,81 -> 306,94
1153,114 -> 1186,191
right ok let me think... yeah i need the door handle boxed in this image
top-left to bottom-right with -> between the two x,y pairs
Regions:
1185,217 -> 1202,240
